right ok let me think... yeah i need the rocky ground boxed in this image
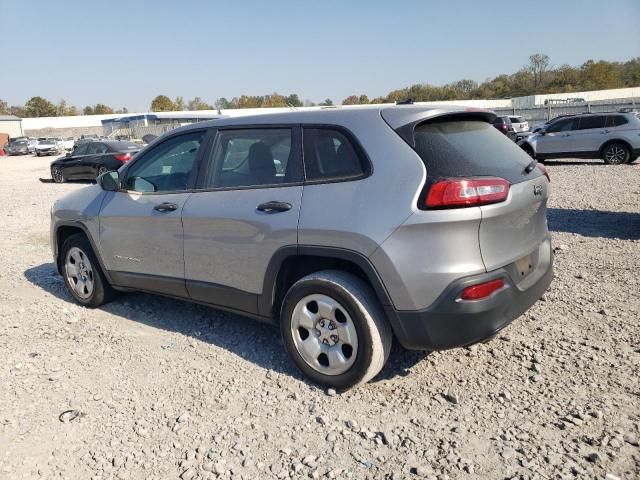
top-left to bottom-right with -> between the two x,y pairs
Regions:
0,155 -> 638,480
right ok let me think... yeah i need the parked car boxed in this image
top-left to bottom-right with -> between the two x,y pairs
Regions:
50,140 -> 142,183
492,115 -> 516,139
35,138 -> 62,156
509,116 -> 529,132
62,137 -> 75,151
50,106 -> 553,389
4,139 -> 30,155
27,138 -> 38,153
518,112 -> 640,164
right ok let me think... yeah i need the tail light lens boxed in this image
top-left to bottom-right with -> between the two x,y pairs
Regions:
460,278 -> 505,300
425,177 -> 510,209
114,153 -> 132,162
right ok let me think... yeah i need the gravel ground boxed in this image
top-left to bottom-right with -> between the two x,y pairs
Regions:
0,155 -> 639,480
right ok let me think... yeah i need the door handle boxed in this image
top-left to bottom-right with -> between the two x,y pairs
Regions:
257,201 -> 292,213
154,202 -> 178,212
601,130 -> 610,134
560,134 -> 570,137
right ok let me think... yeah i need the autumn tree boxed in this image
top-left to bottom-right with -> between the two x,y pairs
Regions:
528,53 -> 550,89
187,97 -> 211,110
24,96 -> 57,117
93,104 -> 114,114
150,95 -> 176,112
0,99 -> 8,114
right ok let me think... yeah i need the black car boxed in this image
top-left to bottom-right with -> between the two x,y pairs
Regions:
4,139 -> 30,155
50,140 -> 142,183
492,116 -> 516,138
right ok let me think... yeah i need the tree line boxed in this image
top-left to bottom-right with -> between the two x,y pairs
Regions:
2,54 -> 638,117
0,96 -> 128,118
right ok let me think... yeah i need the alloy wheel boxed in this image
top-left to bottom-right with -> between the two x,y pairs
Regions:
290,294 -> 358,375
52,166 -> 64,183
605,144 -> 626,164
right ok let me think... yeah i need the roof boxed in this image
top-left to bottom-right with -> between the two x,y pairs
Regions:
0,115 -> 22,122
171,105 -> 496,133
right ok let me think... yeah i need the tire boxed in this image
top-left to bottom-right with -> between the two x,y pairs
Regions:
60,234 -> 117,308
97,166 -> 109,178
601,142 -> 630,165
51,166 -> 65,183
36,151 -> 40,157
521,143 -> 535,159
280,270 -> 392,390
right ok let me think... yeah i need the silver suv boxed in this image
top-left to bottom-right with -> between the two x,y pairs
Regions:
518,112 -> 640,164
51,106 -> 553,390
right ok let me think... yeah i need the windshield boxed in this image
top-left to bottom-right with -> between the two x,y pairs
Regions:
39,140 -> 55,145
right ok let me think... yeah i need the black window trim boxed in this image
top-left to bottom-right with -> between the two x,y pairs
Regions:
301,123 -> 373,186
192,124 -> 305,193
118,128 -> 214,195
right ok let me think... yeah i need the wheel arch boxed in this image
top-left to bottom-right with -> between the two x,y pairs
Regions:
54,222 -> 112,283
599,138 -> 632,156
259,246 -> 394,320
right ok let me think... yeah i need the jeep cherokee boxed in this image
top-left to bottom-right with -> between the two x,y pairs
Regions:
51,105 -> 553,390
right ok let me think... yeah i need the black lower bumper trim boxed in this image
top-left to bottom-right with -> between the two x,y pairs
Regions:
387,260 -> 553,351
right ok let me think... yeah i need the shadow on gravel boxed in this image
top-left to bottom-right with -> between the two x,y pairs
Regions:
24,262 -> 426,385
548,208 -> 640,240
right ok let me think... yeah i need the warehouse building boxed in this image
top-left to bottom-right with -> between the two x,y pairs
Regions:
0,115 -> 24,140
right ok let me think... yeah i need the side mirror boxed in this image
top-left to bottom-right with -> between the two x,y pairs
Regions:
539,129 -> 546,136
99,171 -> 120,191
65,152 -> 71,157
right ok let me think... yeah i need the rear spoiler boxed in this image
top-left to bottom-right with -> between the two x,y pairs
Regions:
381,107 -> 496,148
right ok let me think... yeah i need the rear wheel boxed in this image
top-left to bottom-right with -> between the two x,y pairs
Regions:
51,166 -> 65,183
602,142 -> 630,165
97,165 -> 109,178
281,270 -> 392,390
60,234 -> 117,308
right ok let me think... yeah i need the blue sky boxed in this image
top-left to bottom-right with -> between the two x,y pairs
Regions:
1,0 -> 639,111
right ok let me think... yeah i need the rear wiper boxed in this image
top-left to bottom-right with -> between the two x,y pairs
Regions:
524,159 -> 538,174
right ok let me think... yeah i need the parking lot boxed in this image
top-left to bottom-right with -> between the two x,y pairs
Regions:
0,154 -> 638,479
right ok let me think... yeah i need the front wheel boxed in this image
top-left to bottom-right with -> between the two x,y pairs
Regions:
51,166 -> 65,183
60,234 -> 117,308
521,143 -> 535,159
280,270 -> 392,390
602,142 -> 630,165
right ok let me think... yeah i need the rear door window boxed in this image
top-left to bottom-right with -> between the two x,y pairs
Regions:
73,144 -> 88,156
605,115 -> 629,127
204,128 -> 302,188
302,128 -> 366,181
413,120 -> 539,184
578,116 -> 606,130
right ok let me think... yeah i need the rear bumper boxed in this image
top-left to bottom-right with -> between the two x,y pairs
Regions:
388,242 -> 553,350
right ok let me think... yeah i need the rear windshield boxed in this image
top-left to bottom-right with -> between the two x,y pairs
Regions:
509,116 -> 525,123
413,120 -> 540,184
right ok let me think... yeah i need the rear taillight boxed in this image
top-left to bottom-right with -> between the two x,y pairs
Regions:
460,278 -> 505,300
425,177 -> 510,209
538,163 -> 550,182
114,153 -> 132,162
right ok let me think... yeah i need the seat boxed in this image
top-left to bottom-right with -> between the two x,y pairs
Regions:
248,142 -> 276,185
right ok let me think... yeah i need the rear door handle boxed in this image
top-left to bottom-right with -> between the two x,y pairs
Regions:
257,201 -> 292,213
154,202 -> 178,212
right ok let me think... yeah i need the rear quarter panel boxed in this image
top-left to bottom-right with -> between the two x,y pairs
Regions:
298,113 -> 424,255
